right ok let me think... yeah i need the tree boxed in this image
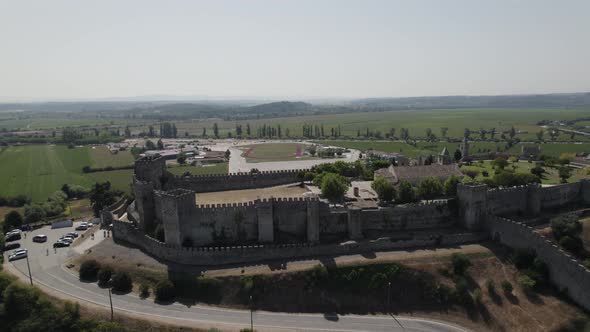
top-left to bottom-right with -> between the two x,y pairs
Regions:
202,128 -> 207,137
463,128 -> 470,139
4,210 -> 23,232
111,272 -> 133,293
551,214 -> 582,240
454,149 -> 462,162
213,123 -> 219,138
97,266 -> 114,287
451,253 -> 472,276
145,139 -> 156,150
371,177 -> 396,203
88,181 -> 117,217
417,177 -> 443,199
536,129 -> 544,141
509,126 -> 516,139
530,165 -> 545,178
320,173 -> 349,204
443,175 -> 461,196
124,126 -> 131,138
177,153 -> 187,164
440,127 -> 448,139
155,280 -> 176,302
157,139 -> 164,150
79,259 -> 101,281
397,180 -> 416,204
490,127 -> 496,139
463,169 -> 480,180
479,128 -> 486,140
224,149 -> 231,160
492,157 -> 508,170
558,166 -> 572,183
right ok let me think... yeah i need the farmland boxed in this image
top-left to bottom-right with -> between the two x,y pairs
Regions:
0,145 -> 228,202
321,140 -> 590,158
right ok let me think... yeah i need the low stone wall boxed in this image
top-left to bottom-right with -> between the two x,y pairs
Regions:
165,169 -> 303,193
113,219 -> 487,266
486,215 -> 590,311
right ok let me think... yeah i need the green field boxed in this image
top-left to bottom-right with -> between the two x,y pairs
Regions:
461,160 -> 589,185
321,140 -> 590,158
171,108 -> 590,140
0,145 -> 230,202
238,143 -> 317,162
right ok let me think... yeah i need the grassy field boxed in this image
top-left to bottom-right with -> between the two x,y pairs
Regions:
460,160 -> 589,185
169,108 -> 590,140
0,145 -> 230,202
321,140 -> 590,158
0,145 -> 135,201
238,143 -> 317,162
89,146 -> 135,168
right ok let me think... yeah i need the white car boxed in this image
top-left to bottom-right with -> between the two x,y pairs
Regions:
8,250 -> 28,261
75,224 -> 88,231
12,248 -> 28,255
59,237 -> 74,244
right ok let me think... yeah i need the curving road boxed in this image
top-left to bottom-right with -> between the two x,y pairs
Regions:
3,223 -> 469,332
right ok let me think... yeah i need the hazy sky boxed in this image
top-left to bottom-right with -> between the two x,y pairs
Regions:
1,0 -> 590,101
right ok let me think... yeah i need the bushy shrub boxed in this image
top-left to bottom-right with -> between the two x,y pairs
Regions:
139,283 -> 150,299
451,253 -> 472,276
518,275 -> 536,292
111,272 -> 133,293
97,266 -> 113,287
155,280 -> 175,302
559,236 -> 584,255
486,279 -> 496,295
417,177 -> 443,199
79,260 -> 101,281
501,280 -> 513,294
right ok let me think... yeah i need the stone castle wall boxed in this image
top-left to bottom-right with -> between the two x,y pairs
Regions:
487,215 -> 590,311
164,169 -> 303,193
112,219 -> 486,266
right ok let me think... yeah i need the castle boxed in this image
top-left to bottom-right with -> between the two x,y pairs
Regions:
103,155 -> 590,311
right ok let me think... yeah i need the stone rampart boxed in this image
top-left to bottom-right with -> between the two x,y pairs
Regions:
112,219 -> 486,266
165,169 -> 304,193
487,215 -> 590,311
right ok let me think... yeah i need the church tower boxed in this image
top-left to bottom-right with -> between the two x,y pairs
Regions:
460,136 -> 469,160
438,147 -> 452,165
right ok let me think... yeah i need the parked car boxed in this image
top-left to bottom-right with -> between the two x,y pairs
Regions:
65,232 -> 79,238
8,250 -> 28,261
3,242 -> 21,251
53,241 -> 70,248
59,237 -> 74,244
75,224 -> 88,231
33,234 -> 48,243
5,232 -> 21,242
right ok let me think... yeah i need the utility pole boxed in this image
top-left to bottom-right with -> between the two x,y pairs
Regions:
249,295 -> 254,331
387,282 -> 391,313
108,279 -> 114,321
25,255 -> 33,285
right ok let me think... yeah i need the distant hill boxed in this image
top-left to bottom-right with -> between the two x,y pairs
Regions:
350,92 -> 590,109
247,101 -> 312,114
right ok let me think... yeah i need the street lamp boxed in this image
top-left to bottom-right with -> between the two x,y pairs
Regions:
25,254 -> 33,285
249,295 -> 254,331
387,282 -> 391,313
108,278 -> 114,321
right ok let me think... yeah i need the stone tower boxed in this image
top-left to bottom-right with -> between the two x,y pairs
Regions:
460,136 -> 469,160
133,155 -> 166,234
457,183 -> 488,230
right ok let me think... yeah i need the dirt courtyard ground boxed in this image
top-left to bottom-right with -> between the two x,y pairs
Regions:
196,184 -> 310,204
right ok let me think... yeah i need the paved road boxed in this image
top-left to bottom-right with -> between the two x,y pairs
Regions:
3,223 -> 469,332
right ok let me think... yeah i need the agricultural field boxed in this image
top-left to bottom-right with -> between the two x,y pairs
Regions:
237,143 -> 317,162
460,160 -> 589,185
321,140 -> 590,158
0,144 -> 230,202
89,146 -> 135,168
171,107 -> 590,140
